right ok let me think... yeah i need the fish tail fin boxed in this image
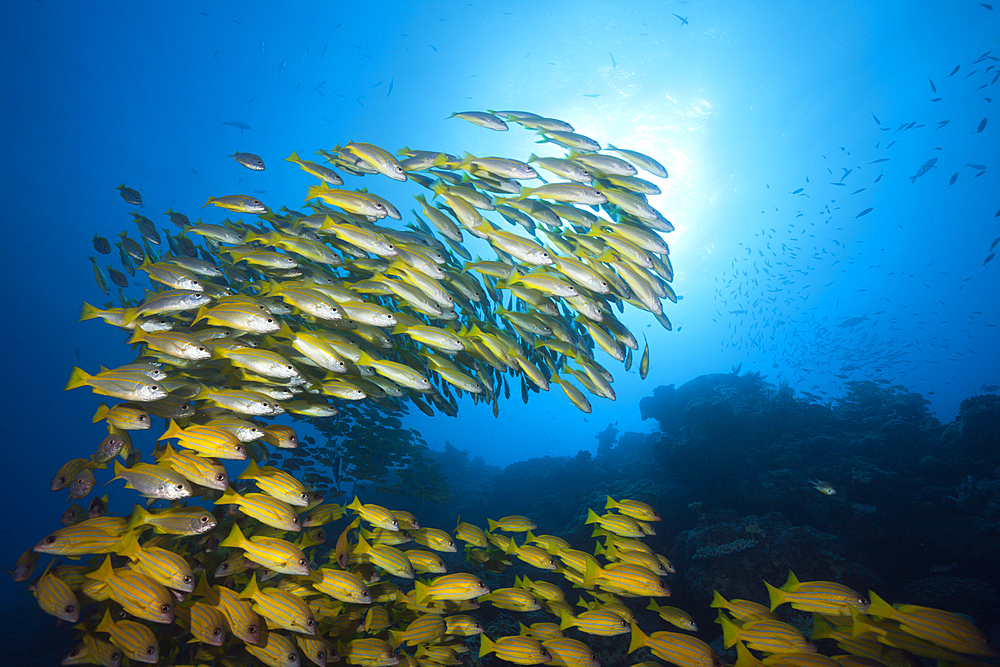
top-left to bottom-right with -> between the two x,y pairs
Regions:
64,367 -> 91,391
735,643 -> 756,665
646,598 -> 660,612
557,610 -> 575,630
764,580 -> 785,611
78,302 -> 102,321
487,518 -> 499,532
239,572 -> 259,600
594,541 -> 605,556
710,590 -> 727,609
216,486 -> 242,506
346,495 -> 362,511
238,458 -> 263,481
414,580 -> 428,604
780,570 -> 800,591
583,557 -> 600,587
126,328 -> 146,346
121,307 -> 141,325
86,555 -> 116,583
627,623 -> 647,653
159,419 -> 182,442
719,614 -> 741,647
127,503 -> 151,531
810,613 -> 834,640
584,508 -> 600,525
478,634 -> 495,658
97,608 -> 115,633
865,591 -> 895,619
604,495 -> 617,510
112,529 -> 140,559
220,523 -> 247,550
91,403 -> 109,424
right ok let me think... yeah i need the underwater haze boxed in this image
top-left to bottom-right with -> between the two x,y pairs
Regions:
1,1 -> 999,666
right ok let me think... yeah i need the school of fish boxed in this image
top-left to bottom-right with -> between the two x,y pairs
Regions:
19,109 -> 996,665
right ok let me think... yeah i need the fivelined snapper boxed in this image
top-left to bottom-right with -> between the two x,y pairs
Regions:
765,571 -> 869,615
479,634 -> 550,665
347,496 -> 400,530
414,573 -> 489,604
605,495 -> 661,521
628,623 -> 722,667
864,590 -> 998,657
155,443 -> 229,490
86,555 -> 174,624
113,530 -> 194,592
219,523 -> 310,574
174,601 -> 228,646
33,563 -> 80,622
286,150 -> 344,185
340,637 -> 399,667
97,609 -> 160,664
240,573 -> 317,635
238,458 -> 310,506
216,487 -> 302,532
246,628 -> 301,667
160,419 -> 248,459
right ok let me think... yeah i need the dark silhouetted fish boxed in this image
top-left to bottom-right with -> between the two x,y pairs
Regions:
223,120 -> 251,132
856,208 -> 873,218
949,173 -> 958,185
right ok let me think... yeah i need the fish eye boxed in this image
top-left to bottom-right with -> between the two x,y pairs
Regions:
160,604 -> 170,613
288,654 -> 297,662
201,515 -> 210,522
235,445 -> 244,452
111,652 -> 120,660
150,385 -> 159,391
300,493 -> 308,499
266,318 -> 273,323
138,415 -> 148,421
317,651 -> 326,660
64,604 -> 75,614
249,624 -> 258,634
216,474 -> 225,481
146,646 -> 155,655
859,597 -> 869,605
176,484 -> 185,490
292,517 -> 300,524
386,243 -> 394,249
45,535 -> 56,543
307,618 -> 315,627
213,627 -> 221,636
183,575 -> 192,583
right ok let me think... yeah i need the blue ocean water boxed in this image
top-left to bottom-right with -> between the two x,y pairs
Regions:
1,1 -> 998,664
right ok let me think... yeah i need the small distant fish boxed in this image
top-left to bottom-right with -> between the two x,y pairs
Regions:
387,78 -> 393,97
583,93 -> 601,98
985,253 -> 996,266
855,208 -> 873,218
976,117 -> 988,133
946,64 -> 960,77
809,479 -> 837,495
230,151 -> 265,171
908,157 -> 937,183
928,77 -> 937,93
609,52 -> 617,68
430,45 -> 438,52
116,184 -> 142,205
673,13 -> 688,24
874,173 -> 883,183
966,163 -> 986,169
223,120 -> 251,132
949,173 -> 958,185
791,188 -> 804,194
869,158 -> 889,163
92,235 -> 111,254
990,237 -> 1000,252
936,120 -> 949,129
871,112 -> 881,126
982,384 -> 1000,392
850,188 -> 865,195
